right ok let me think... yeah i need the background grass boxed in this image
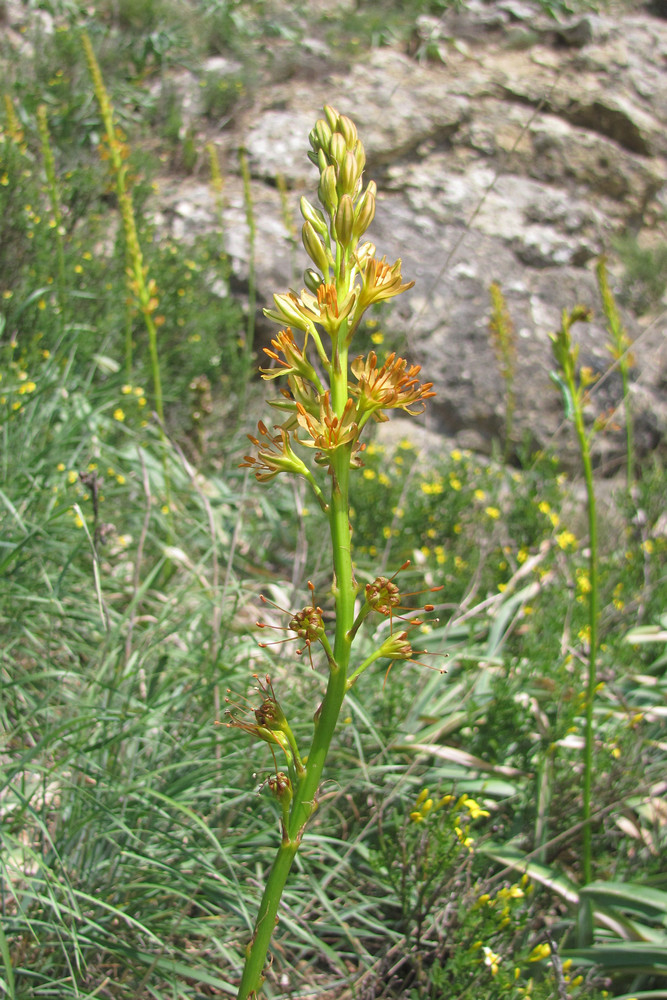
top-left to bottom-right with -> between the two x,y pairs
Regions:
1,1 -> 666,998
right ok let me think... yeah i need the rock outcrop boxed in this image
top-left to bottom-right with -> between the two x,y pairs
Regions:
153,1 -> 667,469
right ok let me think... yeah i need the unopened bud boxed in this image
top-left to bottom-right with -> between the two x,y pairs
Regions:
334,194 -> 354,248
353,182 -> 376,238
317,148 -> 328,174
313,118 -> 332,152
300,196 -> 328,236
339,149 -> 360,197
323,104 -> 339,132
302,221 -> 330,274
328,131 -> 347,167
318,163 -> 339,213
353,141 -> 366,177
338,114 -> 358,149
304,268 -> 323,294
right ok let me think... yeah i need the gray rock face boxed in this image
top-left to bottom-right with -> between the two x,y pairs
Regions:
151,2 -> 667,468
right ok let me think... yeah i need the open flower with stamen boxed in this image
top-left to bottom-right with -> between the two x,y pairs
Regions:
295,393 -> 360,463
355,256 -> 414,316
260,328 -> 322,389
351,352 -> 436,422
316,282 -> 357,337
241,421 -> 311,482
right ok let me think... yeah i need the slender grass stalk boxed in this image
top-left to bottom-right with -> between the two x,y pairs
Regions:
81,32 -> 165,421
277,171 -> 299,286
550,305 -> 598,888
231,106 -> 437,998
206,141 -> 232,287
238,147 -> 256,407
488,282 -> 517,462
36,104 -> 66,321
596,256 -> 635,494
82,32 -> 171,518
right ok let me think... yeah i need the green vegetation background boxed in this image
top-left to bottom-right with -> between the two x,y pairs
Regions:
1,2 -> 666,998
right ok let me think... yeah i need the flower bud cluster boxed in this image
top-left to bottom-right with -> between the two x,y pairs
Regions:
242,106 -> 434,486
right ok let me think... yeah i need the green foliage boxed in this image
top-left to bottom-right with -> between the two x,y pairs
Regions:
614,234 -> 667,314
1,5 -> 667,999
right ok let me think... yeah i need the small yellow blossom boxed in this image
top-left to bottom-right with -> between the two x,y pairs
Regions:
450,476 -> 462,491
642,539 -> 655,554
485,506 -> 500,520
113,408 -> 125,422
57,462 -> 65,472
556,529 -> 577,550
538,501 -> 551,514
370,331 -> 384,344
482,945 -> 501,976
67,470 -> 78,484
474,489 -> 486,501
464,798 -> 490,819
528,942 -> 551,962
121,384 -> 132,395
451,449 -> 462,461
363,468 -> 376,480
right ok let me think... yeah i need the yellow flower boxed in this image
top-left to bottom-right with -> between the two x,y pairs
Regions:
113,408 -> 125,422
528,942 -> 551,962
482,945 -> 501,976
485,506 -> 500,520
556,530 -> 577,550
474,489 -> 486,501
67,470 -> 78,484
464,798 -> 490,819
121,384 -> 132,395
363,468 -> 376,480
538,501 -> 551,514
449,476 -> 461,491
451,449 -> 462,461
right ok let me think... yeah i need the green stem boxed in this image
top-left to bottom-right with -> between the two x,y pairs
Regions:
572,408 -> 598,887
236,443 -> 356,1000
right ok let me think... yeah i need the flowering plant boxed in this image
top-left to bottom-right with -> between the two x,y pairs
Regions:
230,106 -> 438,998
